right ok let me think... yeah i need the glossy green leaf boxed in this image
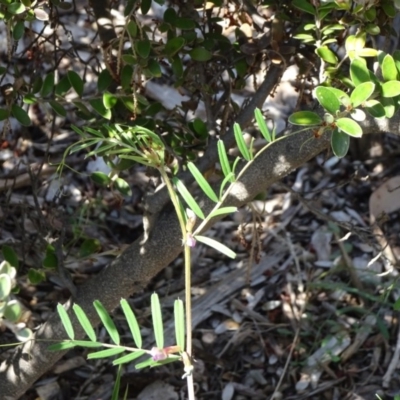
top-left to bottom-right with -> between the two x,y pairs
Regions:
135,39 -> 151,58
357,48 -> 378,57
0,274 -> 11,301
98,69 -> 113,92
103,92 -> 117,109
89,99 -> 111,119
113,350 -> 146,365
2,245 -> 19,269
217,139 -> 232,180
94,300 -> 120,345
194,235 -> 236,259
381,81 -> 400,98
233,123 -> 251,160
120,299 -> 142,349
173,177 -> 205,219
165,37 -> 185,56
288,111 -> 322,126
57,303 -> 74,340
331,128 -> 350,158
151,293 -> 164,349
88,348 -> 125,359
91,171 -> 111,187
254,108 -> 272,142
73,304 -> 96,342
115,177 -> 132,196
140,0 -> 151,14
126,20 -> 137,37
41,72 -> 54,97
187,162 -> 218,202
350,82 -> 375,107
336,118 -> 362,137
67,71 -> 84,97
350,58 -> 370,85
13,20 -> 25,40
8,2 -> 26,14
382,54 -> 398,81
315,86 -> 340,114
28,268 -> 45,284
55,76 -> 72,96
49,100 -> 66,117
189,47 -> 212,62
11,104 -> 30,126
147,59 -> 162,78
208,206 -> 237,219
174,299 -> 185,351
324,87 -> 350,106
292,0 -> 315,14
364,100 -> 386,118
316,46 -> 338,64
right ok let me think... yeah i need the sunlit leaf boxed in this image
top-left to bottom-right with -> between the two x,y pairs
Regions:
194,235 -> 236,259
88,348 -> 125,359
73,304 -> 96,342
350,82 -> 375,107
113,350 -> 146,365
93,300 -> 120,345
187,162 -> 218,202
208,206 -> 237,219
254,108 -> 272,142
315,86 -> 340,114
288,111 -> 322,126
217,140 -> 232,180
336,118 -> 363,137
57,303 -> 74,340
381,81 -> 400,97
151,293 -> 164,349
233,123 -> 251,160
120,299 -> 142,349
173,177 -> 205,220
382,54 -> 398,81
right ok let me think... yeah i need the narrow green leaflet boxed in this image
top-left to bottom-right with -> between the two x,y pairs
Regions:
217,140 -> 232,179
120,299 -> 142,349
350,82 -> 375,108
288,111 -> 322,126
254,108 -> 272,142
112,365 -> 122,400
208,206 -> 237,219
194,235 -> 236,259
93,300 -> 120,345
187,162 -> 218,202
73,304 -> 96,342
219,172 -> 235,199
173,177 -> 205,220
49,340 -> 102,351
87,348 -> 125,359
151,293 -> 164,349
336,118 -> 363,137
331,128 -> 350,158
315,86 -> 340,114
57,303 -> 74,340
233,123 -> 251,160
174,299 -> 185,350
113,350 -> 146,365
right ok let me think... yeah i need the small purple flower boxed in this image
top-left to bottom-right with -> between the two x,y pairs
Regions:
150,347 -> 168,361
186,233 -> 196,248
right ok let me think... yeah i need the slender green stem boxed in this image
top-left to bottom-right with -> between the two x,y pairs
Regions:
158,166 -> 195,399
